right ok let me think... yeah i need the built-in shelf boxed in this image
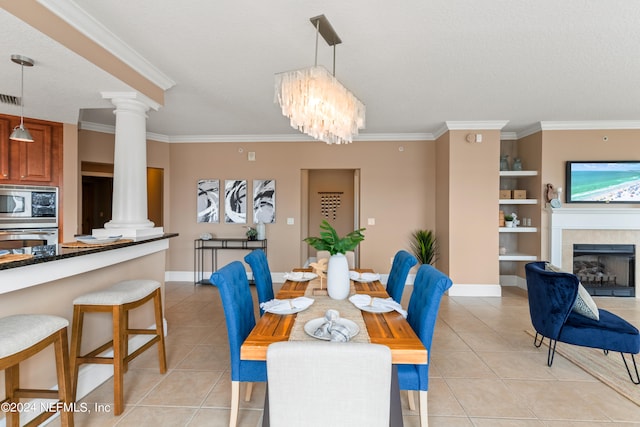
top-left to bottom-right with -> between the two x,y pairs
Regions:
499,252 -> 538,261
499,227 -> 537,233
499,170 -> 538,177
499,199 -> 538,205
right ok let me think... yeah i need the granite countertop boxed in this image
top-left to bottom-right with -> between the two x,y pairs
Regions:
0,233 -> 178,270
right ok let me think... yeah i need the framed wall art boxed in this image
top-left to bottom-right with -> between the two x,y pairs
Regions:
197,179 -> 219,223
224,179 -> 247,223
253,179 -> 276,224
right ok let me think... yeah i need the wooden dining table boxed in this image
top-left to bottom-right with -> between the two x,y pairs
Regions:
241,269 -> 427,427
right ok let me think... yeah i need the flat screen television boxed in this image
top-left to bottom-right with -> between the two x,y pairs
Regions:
566,161 -> 640,203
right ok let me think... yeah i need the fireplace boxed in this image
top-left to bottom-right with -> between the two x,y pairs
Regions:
573,244 -> 635,297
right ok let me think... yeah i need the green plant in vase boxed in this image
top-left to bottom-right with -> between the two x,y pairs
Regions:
303,220 -> 365,255
410,229 -> 438,265
245,226 -> 258,240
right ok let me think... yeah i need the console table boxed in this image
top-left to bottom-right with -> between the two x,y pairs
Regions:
193,238 -> 267,284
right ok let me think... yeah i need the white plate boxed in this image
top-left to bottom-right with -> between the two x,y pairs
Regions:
0,250 -> 10,257
283,272 -> 318,282
356,303 -> 394,313
76,235 -> 123,245
303,317 -> 360,341
349,272 -> 381,283
262,297 -> 314,315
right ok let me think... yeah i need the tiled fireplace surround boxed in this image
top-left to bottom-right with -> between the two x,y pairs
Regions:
549,208 -> 640,298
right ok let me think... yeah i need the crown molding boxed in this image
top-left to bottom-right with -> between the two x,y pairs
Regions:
445,120 -> 510,130
38,0 -> 175,90
539,120 -> 640,130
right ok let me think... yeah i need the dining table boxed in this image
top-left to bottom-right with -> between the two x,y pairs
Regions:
241,268 -> 427,427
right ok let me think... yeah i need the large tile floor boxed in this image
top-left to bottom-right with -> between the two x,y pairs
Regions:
54,281 -> 640,426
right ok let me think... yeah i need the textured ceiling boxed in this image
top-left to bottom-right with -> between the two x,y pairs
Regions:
1,1 -> 640,141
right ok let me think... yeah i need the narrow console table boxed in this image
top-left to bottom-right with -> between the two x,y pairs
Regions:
194,238 -> 267,284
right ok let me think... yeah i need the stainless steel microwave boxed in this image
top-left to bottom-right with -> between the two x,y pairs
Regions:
0,185 -> 58,229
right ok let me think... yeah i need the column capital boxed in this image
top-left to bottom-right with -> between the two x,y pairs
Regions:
101,91 -> 161,112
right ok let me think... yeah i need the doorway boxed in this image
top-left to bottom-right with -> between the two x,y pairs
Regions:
81,162 -> 164,235
301,169 -> 360,266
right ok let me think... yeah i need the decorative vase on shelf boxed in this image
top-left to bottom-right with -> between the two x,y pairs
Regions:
257,222 -> 266,240
326,253 -> 350,300
512,158 -> 522,171
500,155 -> 510,171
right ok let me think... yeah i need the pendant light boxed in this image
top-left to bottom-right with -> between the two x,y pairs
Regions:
9,54 -> 35,143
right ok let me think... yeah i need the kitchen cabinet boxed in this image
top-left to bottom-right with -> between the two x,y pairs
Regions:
0,114 -> 62,185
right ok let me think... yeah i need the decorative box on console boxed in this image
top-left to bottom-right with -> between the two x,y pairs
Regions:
513,190 -> 527,199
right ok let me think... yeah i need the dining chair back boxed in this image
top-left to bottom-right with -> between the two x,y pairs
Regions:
210,261 -> 267,427
386,250 -> 418,303
244,249 -> 274,316
266,341 -> 392,427
316,250 -> 355,269
397,263 -> 453,427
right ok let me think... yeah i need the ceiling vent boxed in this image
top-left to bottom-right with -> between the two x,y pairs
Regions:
0,93 -> 20,106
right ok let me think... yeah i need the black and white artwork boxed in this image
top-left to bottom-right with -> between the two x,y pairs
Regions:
224,180 -> 247,224
197,179 -> 219,223
253,179 -> 276,224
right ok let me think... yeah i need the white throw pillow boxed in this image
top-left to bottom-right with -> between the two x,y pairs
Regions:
544,263 -> 600,321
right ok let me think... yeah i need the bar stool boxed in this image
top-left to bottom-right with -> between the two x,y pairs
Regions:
70,279 -> 167,415
0,314 -> 74,427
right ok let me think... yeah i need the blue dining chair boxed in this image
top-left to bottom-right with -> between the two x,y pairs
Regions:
386,250 -> 418,303
244,249 -> 274,316
397,264 -> 452,427
209,261 -> 267,427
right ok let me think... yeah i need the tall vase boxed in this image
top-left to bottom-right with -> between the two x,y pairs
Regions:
327,253 -> 350,300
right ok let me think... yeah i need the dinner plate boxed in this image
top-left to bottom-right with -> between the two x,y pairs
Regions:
261,297 -> 314,315
303,317 -> 359,341
349,272 -> 381,282
0,250 -> 10,257
349,295 -> 395,313
76,235 -> 123,245
283,271 -> 318,282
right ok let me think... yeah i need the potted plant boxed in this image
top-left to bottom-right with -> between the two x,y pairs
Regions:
245,226 -> 258,240
504,214 -> 515,228
304,220 -> 365,299
410,229 -> 438,265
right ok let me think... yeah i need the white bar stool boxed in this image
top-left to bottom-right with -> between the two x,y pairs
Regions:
0,314 -> 74,427
69,279 -> 167,415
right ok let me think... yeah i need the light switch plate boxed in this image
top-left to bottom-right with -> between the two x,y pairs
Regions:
287,217 -> 294,225
367,218 -> 376,225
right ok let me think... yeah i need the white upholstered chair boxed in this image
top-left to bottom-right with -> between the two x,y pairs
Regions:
266,341 -> 392,427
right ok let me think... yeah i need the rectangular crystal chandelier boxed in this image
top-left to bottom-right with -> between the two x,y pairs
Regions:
274,15 -> 365,145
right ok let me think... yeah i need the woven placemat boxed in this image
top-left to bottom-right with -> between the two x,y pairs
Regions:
289,279 -> 370,343
60,239 -> 133,248
0,254 -> 34,264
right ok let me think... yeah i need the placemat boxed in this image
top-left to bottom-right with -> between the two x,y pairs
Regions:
60,239 -> 133,248
0,254 -> 34,264
289,279 -> 370,343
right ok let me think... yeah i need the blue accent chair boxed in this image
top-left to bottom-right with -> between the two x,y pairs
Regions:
397,264 -> 453,426
244,249 -> 274,316
525,261 -> 640,383
210,261 -> 267,427
386,250 -> 418,303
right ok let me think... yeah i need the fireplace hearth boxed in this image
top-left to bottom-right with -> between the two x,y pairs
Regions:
573,244 -> 635,297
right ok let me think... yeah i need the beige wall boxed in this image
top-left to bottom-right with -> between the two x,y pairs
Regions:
168,140 -> 435,275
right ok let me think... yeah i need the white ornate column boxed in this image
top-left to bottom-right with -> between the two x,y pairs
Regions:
94,92 -> 163,238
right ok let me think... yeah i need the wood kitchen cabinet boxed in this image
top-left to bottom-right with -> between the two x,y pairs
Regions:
0,113 -> 62,186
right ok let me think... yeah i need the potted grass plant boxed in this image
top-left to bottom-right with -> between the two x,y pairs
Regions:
304,220 -> 365,299
410,229 -> 438,265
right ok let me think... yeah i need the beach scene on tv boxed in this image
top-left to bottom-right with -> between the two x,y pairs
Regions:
568,162 -> 640,202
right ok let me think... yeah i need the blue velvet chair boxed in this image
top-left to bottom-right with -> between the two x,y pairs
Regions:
244,249 -> 274,316
209,261 -> 267,427
397,264 -> 453,426
386,250 -> 418,303
525,261 -> 640,384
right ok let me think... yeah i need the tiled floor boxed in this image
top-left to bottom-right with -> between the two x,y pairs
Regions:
51,282 -> 640,426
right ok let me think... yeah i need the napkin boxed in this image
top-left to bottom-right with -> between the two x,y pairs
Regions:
313,309 -> 351,342
349,271 -> 380,282
348,294 -> 408,318
260,297 -> 314,314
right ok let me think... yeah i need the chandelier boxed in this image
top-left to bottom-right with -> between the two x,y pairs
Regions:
274,15 -> 365,145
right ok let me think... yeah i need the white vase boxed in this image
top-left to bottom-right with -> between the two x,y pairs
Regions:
327,253 -> 350,300
257,222 -> 266,240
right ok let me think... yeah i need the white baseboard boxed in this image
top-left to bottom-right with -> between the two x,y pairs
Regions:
448,283 -> 502,297
499,274 -> 527,290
